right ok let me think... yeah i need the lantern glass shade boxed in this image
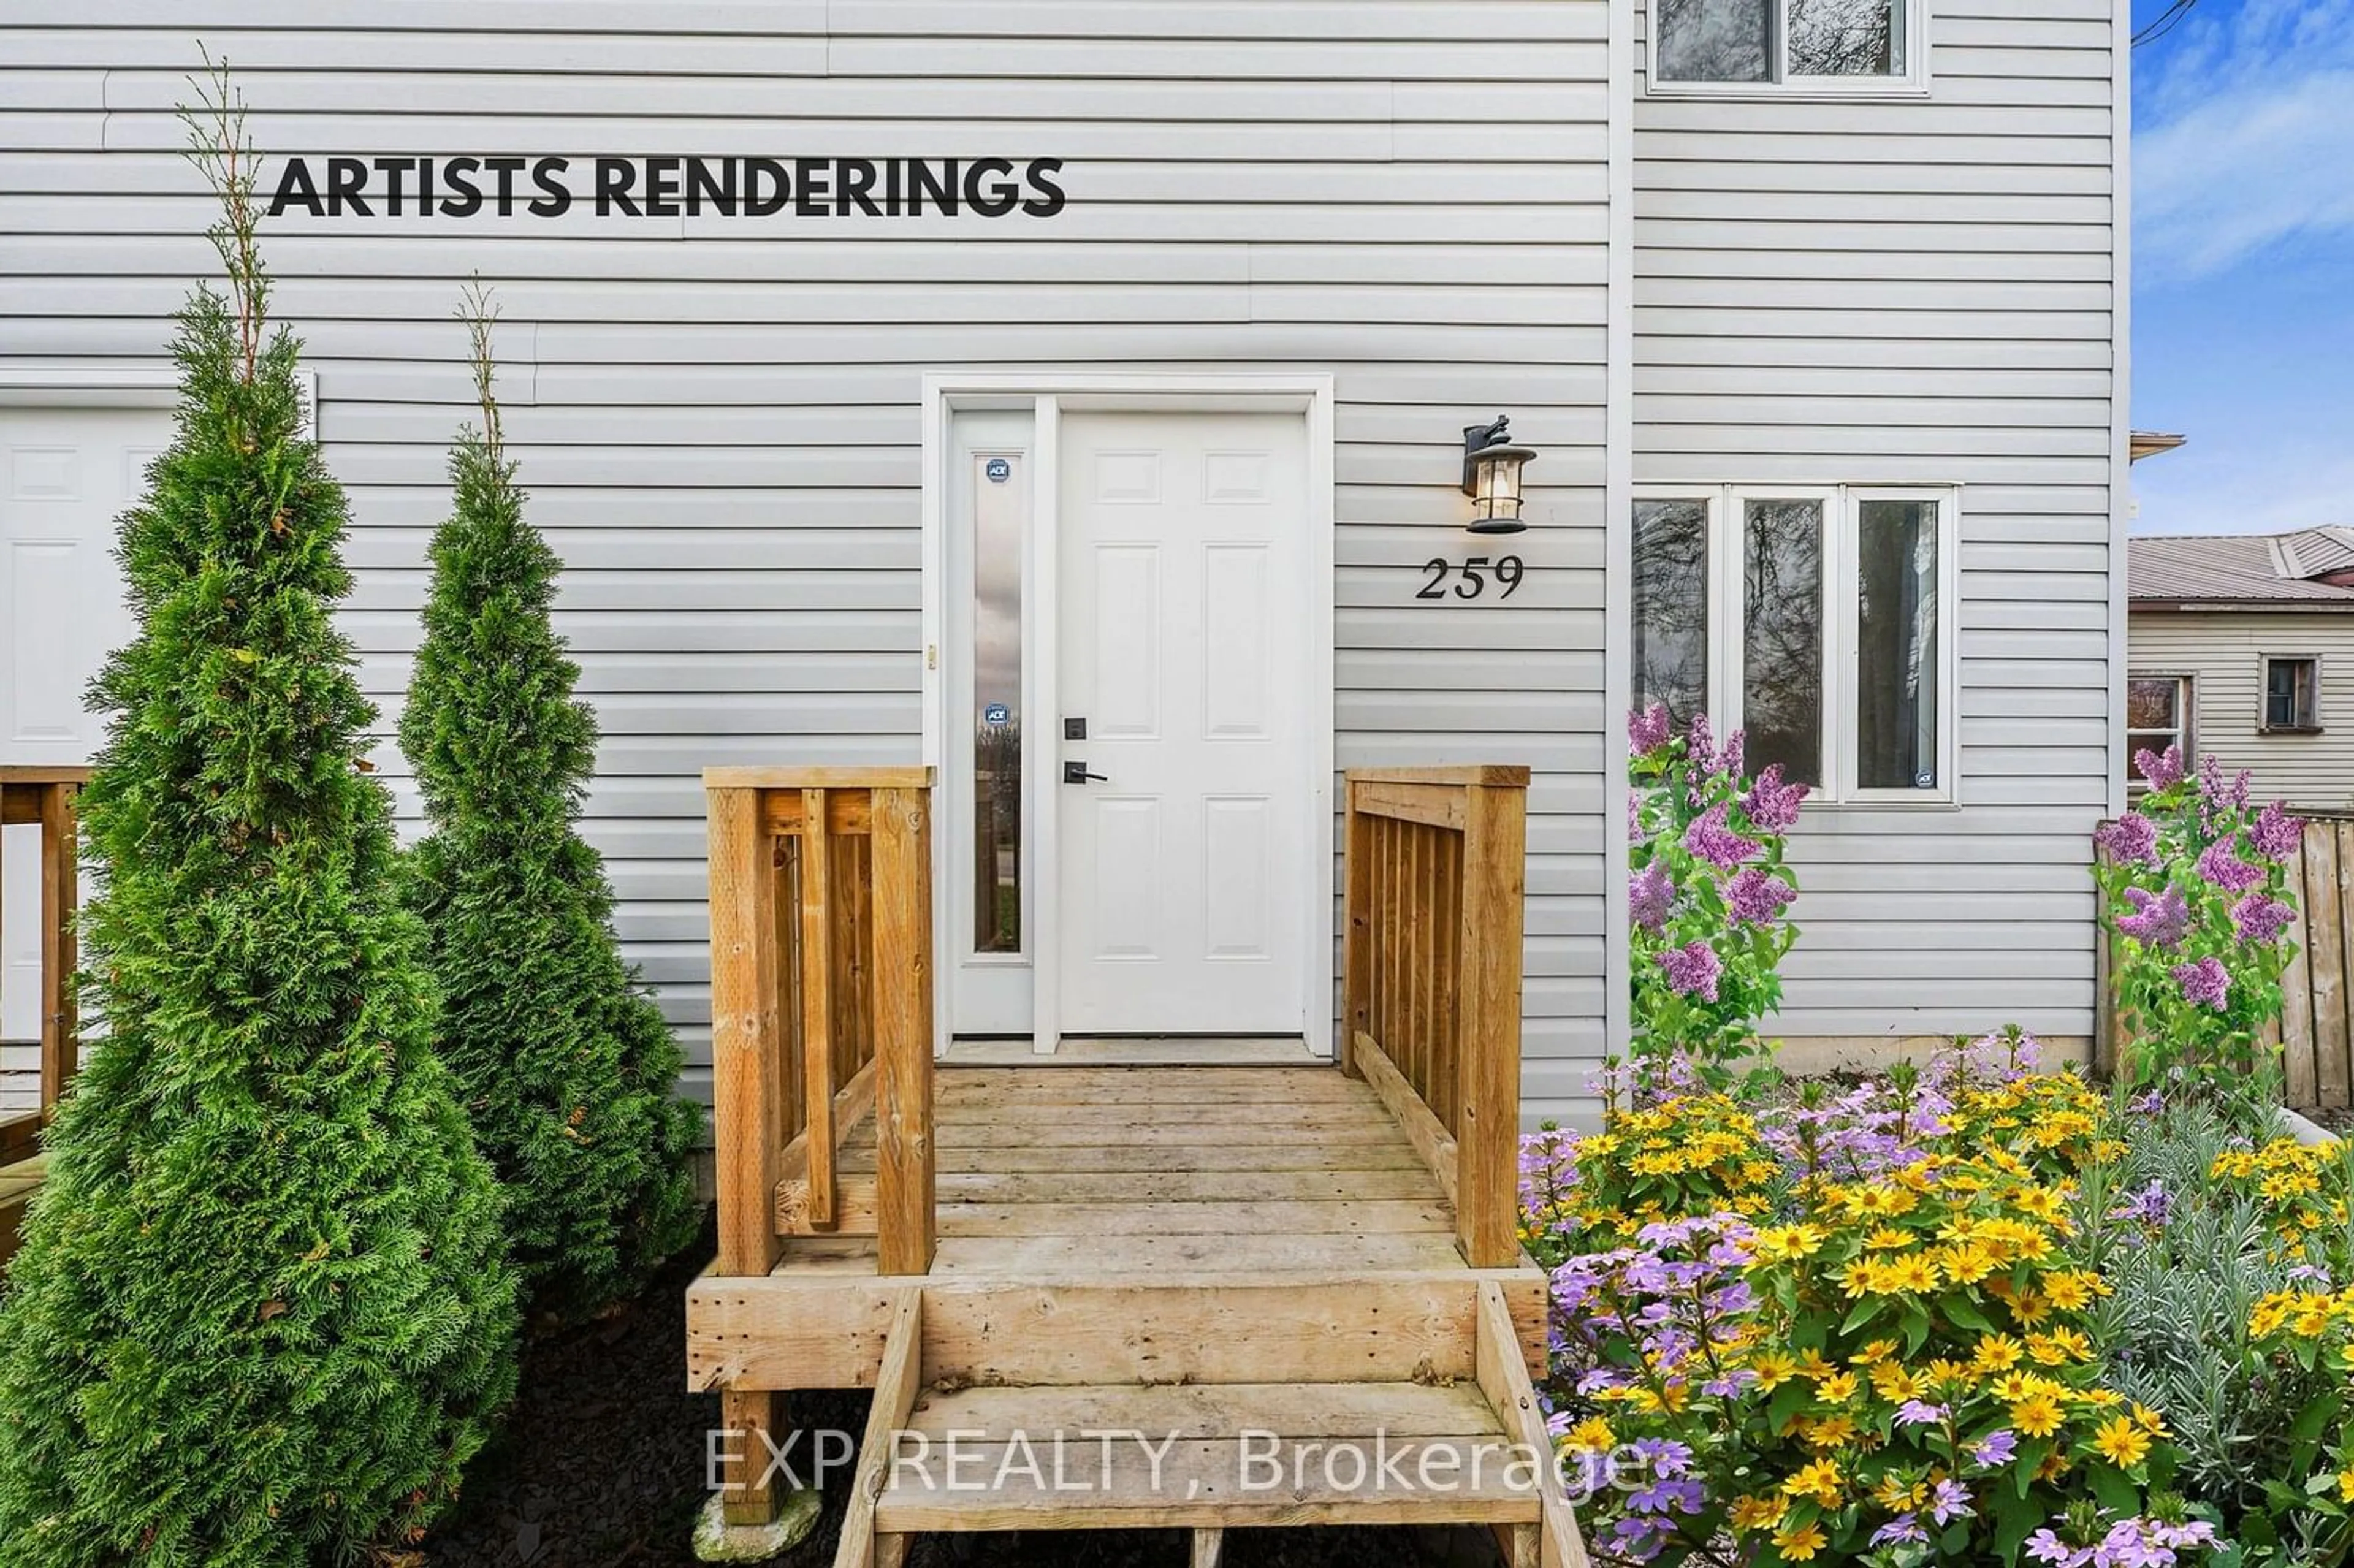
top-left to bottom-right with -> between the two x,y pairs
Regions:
1466,443 -> 1534,533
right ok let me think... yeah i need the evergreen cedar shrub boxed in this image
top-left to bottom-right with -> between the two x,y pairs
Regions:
399,286 -> 701,1324
0,67 -> 518,1566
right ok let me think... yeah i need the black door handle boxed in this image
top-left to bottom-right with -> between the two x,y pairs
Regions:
1063,761 -> 1108,784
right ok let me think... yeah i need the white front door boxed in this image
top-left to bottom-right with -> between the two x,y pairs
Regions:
1054,411 -> 1310,1035
1,406 -> 165,1052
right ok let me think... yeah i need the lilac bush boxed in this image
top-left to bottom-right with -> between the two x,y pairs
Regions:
2095,747 -> 2301,1121
1628,705 -> 1808,1097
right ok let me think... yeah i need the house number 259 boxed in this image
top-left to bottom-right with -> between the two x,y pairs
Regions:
1417,555 -> 1525,601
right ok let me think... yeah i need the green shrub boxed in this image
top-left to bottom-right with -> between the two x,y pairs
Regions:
2075,1105 -> 2342,1565
0,68 -> 517,1566
398,285 -> 701,1323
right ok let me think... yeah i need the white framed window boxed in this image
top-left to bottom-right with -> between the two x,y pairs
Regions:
2124,673 -> 2192,791
2261,655 -> 2320,734
1647,0 -> 1929,94
1631,484 -> 1960,804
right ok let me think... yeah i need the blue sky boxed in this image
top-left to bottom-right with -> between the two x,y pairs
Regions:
2129,0 -> 2354,536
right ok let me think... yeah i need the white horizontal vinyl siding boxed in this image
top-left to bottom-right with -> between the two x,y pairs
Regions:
1,0 -> 1612,1118
2128,610 -> 2354,813
1632,0 -> 2120,1046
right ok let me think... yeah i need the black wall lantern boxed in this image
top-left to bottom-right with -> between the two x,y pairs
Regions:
1460,415 -> 1536,535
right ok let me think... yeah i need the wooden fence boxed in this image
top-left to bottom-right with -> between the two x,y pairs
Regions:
704,767 -> 937,1282
0,767 -> 85,1266
2097,809 -> 2354,1111
1340,765 -> 1529,1268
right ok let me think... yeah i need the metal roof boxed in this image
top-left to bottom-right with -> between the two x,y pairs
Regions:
2131,528 -> 2354,606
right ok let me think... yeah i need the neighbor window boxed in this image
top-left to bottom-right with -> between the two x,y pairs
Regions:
2125,675 -> 2191,788
1629,486 -> 1959,802
2263,656 -> 2320,732
1653,0 -> 1920,86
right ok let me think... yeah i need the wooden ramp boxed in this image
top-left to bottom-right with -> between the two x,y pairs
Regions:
690,767 -> 1583,1566
688,1067 -> 1585,1567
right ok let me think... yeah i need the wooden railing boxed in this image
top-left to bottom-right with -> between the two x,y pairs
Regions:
704,768 -> 935,1281
1341,765 -> 1529,1268
1,767 -> 86,1265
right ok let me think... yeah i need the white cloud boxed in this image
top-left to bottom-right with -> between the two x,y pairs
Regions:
2135,0 -> 2354,283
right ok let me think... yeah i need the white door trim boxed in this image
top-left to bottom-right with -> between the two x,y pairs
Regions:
921,374 -> 1338,1059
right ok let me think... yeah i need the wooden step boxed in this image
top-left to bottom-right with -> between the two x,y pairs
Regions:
874,1380 -> 1541,1534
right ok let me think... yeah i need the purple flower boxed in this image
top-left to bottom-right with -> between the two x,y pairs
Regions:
2252,800 -> 2303,861
1682,803 -> 1758,870
2135,743 -> 2185,791
1686,712 -> 1718,780
1627,791 -> 1642,843
1726,866 -> 1795,926
2108,1179 -> 2172,1228
2195,839 -> 2264,893
2094,812 -> 2160,867
1969,1429 -> 2018,1469
1629,702 -> 1673,757
2199,753 -> 2252,810
1717,728 -> 1745,785
2232,891 -> 2295,945
2027,1529 -> 2089,1567
1928,1478 -> 1975,1527
2116,884 -> 2190,949
1895,1399 -> 1949,1426
1872,1515 -> 1930,1549
2173,954 -> 2230,1010
1629,861 -> 1675,932
1655,940 -> 1721,1002
1740,763 -> 1810,834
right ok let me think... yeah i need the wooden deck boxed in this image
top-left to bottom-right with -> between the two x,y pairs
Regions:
0,768 -> 84,1270
687,767 -> 1585,1568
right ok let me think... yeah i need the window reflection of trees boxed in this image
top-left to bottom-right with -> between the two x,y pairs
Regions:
1657,0 -> 1770,80
1634,500 -> 1711,732
1856,502 -> 1936,790
973,721 -> 1021,953
1788,0 -> 1895,74
1743,501 -> 1824,786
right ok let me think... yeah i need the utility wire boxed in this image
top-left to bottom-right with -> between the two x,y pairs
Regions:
2133,0 -> 2199,48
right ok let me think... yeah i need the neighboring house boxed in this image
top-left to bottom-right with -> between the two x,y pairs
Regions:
2128,530 -> 2354,811
0,0 -> 2130,1122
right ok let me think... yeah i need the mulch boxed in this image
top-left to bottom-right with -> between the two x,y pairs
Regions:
420,1214 -> 1495,1568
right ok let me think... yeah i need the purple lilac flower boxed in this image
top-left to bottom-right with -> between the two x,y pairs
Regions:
2108,1179 -> 2172,1228
2135,743 -> 2185,791
1655,940 -> 1721,1001
2173,954 -> 2230,1010
2199,753 -> 2252,810
1682,803 -> 1758,870
1629,861 -> 1675,932
1686,713 -> 1718,781
1716,728 -> 1744,785
2116,884 -> 2190,949
2252,800 -> 2303,861
1929,1478 -> 1975,1527
1629,702 -> 1673,757
2232,891 -> 2295,945
2094,812 -> 2160,867
1739,763 -> 1809,834
1726,865 -> 1794,926
1872,1515 -> 1930,1549
2195,839 -> 2264,894
1969,1429 -> 2018,1469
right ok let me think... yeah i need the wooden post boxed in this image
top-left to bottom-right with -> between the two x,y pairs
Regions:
40,782 -> 78,1114
870,785 -> 936,1276
719,1386 -> 787,1527
1341,779 -> 1373,1077
708,786 -> 785,1279
796,788 -> 837,1230
1454,778 -> 1526,1269
2283,824 -> 2318,1109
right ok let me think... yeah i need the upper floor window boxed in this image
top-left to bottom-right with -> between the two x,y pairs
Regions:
1653,0 -> 1924,90
2263,655 -> 2320,733
1632,486 -> 1959,803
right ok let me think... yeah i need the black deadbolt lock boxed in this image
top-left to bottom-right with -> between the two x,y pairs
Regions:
1065,717 -> 1086,740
